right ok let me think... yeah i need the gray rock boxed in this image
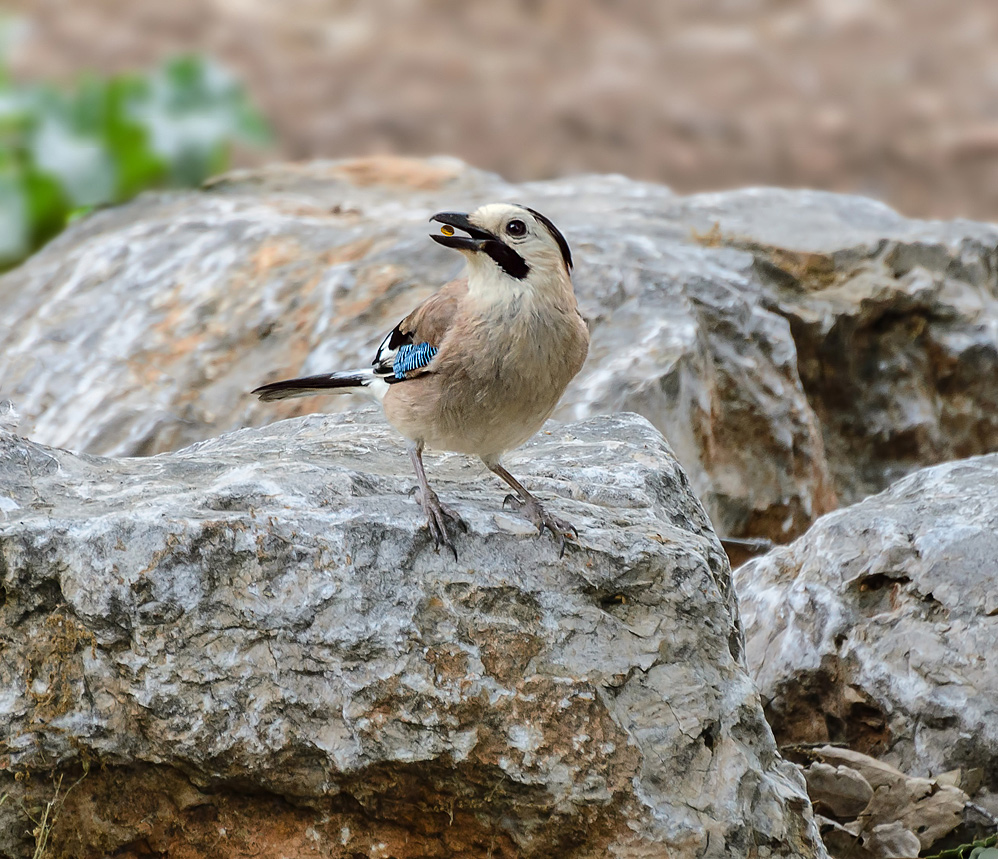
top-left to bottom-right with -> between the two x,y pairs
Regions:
0,400 -> 17,434
0,411 -> 825,858
862,823 -> 921,859
804,762 -> 874,820
5,158 -> 998,542
736,455 -> 998,802
798,746 -> 967,854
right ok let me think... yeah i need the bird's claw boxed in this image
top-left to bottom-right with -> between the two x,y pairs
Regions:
416,488 -> 465,559
504,494 -> 578,558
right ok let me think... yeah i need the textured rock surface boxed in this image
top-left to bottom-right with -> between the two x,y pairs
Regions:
0,411 -> 824,858
736,455 -> 998,802
5,159 -> 998,542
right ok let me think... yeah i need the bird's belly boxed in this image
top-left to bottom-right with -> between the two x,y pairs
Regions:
383,371 -> 560,458
432,400 -> 550,456
382,306 -> 588,458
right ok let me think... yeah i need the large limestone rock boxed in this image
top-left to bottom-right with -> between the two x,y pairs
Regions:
5,158 -> 998,542
735,454 -> 998,805
0,411 -> 824,858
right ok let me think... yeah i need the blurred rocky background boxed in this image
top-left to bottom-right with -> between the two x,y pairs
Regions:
6,0 -> 998,223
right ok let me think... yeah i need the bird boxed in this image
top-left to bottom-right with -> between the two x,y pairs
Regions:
252,203 -> 590,557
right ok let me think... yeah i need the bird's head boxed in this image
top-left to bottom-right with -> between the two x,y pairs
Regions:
429,204 -> 573,289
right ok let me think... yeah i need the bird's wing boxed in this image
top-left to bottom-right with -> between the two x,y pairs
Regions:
372,278 -> 467,382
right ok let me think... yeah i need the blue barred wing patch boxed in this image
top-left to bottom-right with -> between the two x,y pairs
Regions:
392,343 -> 438,380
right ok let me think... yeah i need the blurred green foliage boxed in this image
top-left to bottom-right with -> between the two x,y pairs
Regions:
925,834 -> 998,859
0,28 -> 270,270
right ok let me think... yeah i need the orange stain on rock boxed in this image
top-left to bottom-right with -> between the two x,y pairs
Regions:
322,236 -> 376,266
328,156 -> 462,191
250,237 -> 305,277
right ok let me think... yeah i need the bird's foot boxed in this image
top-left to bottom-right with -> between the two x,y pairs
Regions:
503,493 -> 578,558
416,487 -> 466,559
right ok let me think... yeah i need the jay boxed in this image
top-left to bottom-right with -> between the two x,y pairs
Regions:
253,203 -> 590,556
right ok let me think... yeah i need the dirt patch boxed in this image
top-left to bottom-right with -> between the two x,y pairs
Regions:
8,0 -> 998,221
28,761 -> 625,859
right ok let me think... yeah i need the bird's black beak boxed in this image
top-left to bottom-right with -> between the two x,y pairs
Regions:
429,210 -> 531,279
429,212 -> 495,252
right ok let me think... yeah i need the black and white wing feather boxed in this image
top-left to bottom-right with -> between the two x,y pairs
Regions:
252,278 -> 466,401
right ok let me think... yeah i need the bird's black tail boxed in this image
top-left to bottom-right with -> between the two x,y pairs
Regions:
252,370 -> 373,402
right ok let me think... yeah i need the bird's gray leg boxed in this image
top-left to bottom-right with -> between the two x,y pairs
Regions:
408,441 -> 464,558
486,461 -> 577,557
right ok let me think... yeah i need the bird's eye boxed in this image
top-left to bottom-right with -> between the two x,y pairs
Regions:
506,219 -> 527,237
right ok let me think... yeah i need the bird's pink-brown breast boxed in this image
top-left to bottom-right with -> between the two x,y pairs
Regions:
383,290 -> 589,458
